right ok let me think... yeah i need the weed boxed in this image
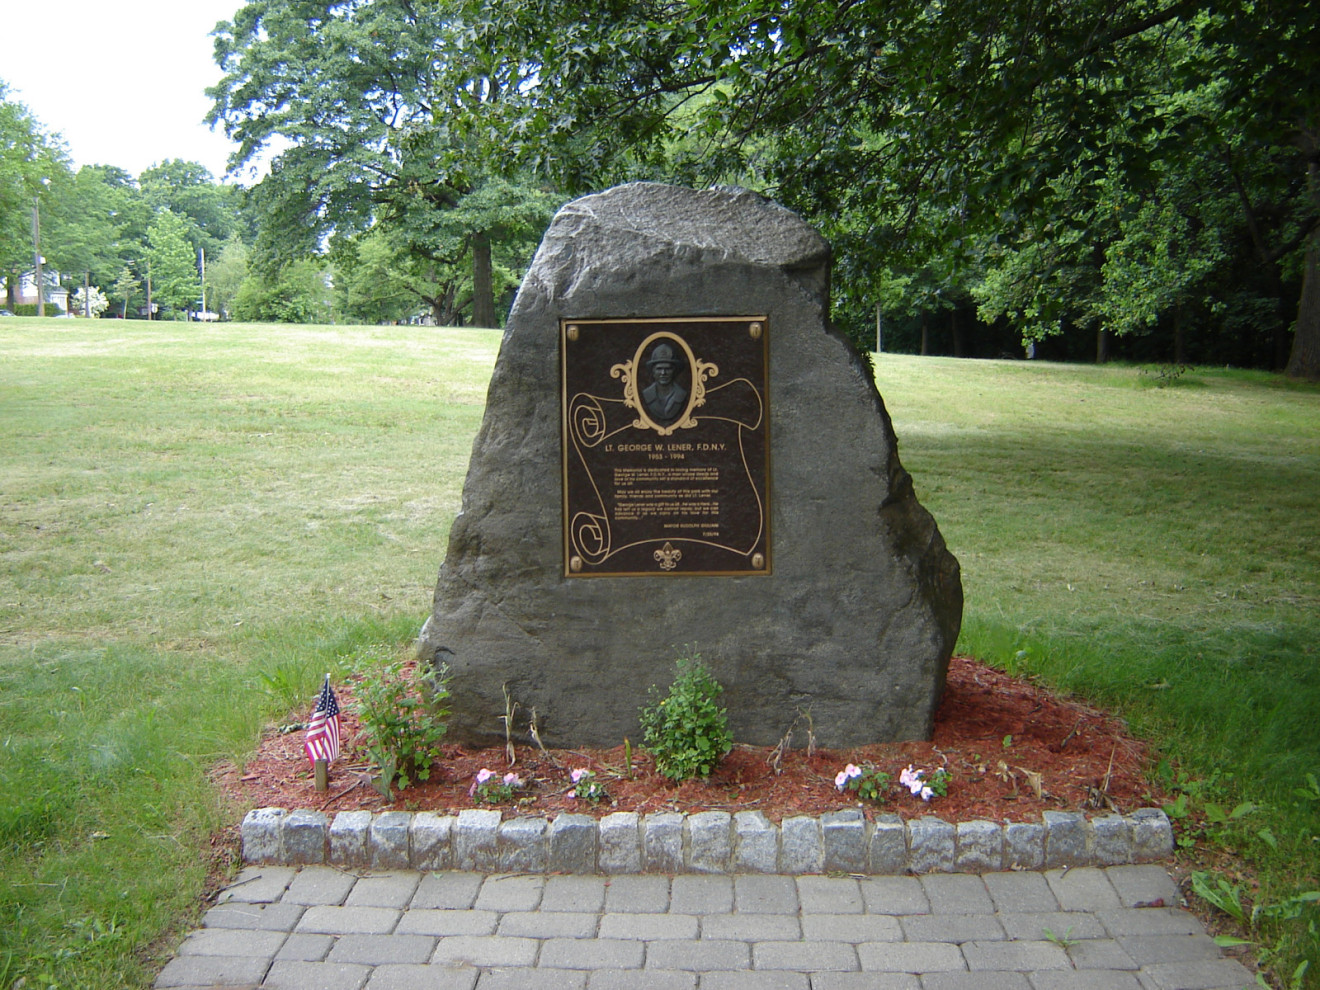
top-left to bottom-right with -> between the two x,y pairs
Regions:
1192,870 -> 1248,924
1043,925 -> 1078,948
1138,362 -> 1194,387
255,655 -> 326,715
639,653 -> 732,782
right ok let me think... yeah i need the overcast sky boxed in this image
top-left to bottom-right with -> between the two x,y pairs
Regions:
0,0 -> 254,182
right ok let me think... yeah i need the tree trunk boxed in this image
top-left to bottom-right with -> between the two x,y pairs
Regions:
1173,302 -> 1187,364
6,269 -> 18,311
1096,327 -> 1109,364
951,307 -> 965,357
471,231 -> 496,328
1285,227 -> 1320,379
919,312 -> 929,356
1285,161 -> 1320,379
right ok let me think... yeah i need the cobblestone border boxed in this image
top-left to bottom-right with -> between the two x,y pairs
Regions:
241,806 -> 1173,874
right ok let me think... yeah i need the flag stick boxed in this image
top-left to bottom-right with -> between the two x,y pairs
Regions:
313,673 -> 332,791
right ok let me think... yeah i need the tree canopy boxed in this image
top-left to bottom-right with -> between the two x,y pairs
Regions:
404,0 -> 1317,374
207,0 -> 560,327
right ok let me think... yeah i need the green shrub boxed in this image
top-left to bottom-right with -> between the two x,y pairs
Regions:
349,650 -> 451,800
639,654 -> 732,782
12,303 -> 64,317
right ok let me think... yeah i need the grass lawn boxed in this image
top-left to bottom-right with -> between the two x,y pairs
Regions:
1,318 -> 1317,987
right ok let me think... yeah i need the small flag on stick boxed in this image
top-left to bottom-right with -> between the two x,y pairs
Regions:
304,675 -> 341,767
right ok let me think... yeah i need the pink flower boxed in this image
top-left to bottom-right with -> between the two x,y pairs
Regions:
476,768 -> 494,784
899,766 -> 924,795
570,769 -> 588,783
834,763 -> 863,791
919,786 -> 934,801
503,772 -> 522,787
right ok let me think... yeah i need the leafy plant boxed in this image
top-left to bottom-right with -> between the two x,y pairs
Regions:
639,654 -> 732,782
899,765 -> 951,801
568,768 -> 608,804
835,763 -> 891,803
1139,363 -> 1194,387
1192,870 -> 1248,924
255,656 -> 326,714
469,768 -> 523,804
1295,773 -> 1320,805
1043,925 -> 1078,948
350,651 -> 451,800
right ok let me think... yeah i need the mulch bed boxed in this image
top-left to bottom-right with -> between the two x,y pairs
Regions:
213,657 -> 1168,823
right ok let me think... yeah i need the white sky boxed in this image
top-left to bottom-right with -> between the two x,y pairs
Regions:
0,0 -> 254,183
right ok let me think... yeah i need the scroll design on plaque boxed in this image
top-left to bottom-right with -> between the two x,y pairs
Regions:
567,392 -> 622,565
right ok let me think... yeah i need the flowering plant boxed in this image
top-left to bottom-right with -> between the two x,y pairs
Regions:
835,763 -> 892,803
899,765 -> 951,801
470,768 -> 524,804
568,768 -> 608,804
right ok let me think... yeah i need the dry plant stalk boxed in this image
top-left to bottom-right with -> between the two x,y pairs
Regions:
766,709 -> 817,775
500,683 -> 520,767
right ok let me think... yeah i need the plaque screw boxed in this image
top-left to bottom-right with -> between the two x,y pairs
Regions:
566,324 -> 579,341
752,553 -> 765,569
749,322 -> 763,339
569,556 -> 583,572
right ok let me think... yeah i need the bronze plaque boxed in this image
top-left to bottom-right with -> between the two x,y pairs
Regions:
562,316 -> 770,577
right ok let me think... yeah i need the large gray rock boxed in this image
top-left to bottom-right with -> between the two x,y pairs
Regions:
419,182 -> 961,748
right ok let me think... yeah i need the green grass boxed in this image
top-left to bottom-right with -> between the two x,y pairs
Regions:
875,354 -> 1320,981
1,319 -> 1317,986
0,318 -> 496,988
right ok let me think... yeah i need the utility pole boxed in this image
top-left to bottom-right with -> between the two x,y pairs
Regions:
32,196 -> 44,317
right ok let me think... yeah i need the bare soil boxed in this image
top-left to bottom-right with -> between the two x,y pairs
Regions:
214,657 -> 1169,822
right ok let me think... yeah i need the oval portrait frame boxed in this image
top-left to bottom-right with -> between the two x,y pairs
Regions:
632,331 -> 698,434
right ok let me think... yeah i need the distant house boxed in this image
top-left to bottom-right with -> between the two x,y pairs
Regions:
3,271 -> 69,312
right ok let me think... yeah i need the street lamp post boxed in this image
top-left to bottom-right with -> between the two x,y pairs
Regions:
32,195 -> 44,317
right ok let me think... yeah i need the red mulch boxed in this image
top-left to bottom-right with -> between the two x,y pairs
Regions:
213,657 -> 1169,823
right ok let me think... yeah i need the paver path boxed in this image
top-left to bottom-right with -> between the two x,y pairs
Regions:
156,865 -> 1254,990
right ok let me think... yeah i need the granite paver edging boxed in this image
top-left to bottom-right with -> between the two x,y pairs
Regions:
242,806 -> 1173,874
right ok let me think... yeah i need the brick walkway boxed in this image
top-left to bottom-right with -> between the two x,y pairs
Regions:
155,865 -> 1254,990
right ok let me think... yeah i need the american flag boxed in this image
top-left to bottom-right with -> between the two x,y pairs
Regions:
304,676 -> 341,766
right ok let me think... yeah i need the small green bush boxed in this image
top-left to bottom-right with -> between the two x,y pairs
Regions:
349,650 -> 451,800
12,303 -> 64,317
639,654 -> 732,782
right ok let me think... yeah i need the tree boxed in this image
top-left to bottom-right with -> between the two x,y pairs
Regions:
113,265 -> 140,319
44,166 -> 129,314
140,159 -> 240,257
206,236 -> 249,320
146,208 -> 200,317
0,82 -> 70,311
427,0 -> 1318,373
232,258 -> 332,324
72,285 -> 109,318
207,0 -> 555,327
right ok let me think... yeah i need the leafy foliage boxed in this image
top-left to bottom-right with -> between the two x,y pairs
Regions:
348,651 -> 451,801
146,208 -> 200,315
207,0 -> 560,327
639,654 -> 732,782
406,0 -> 1319,370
